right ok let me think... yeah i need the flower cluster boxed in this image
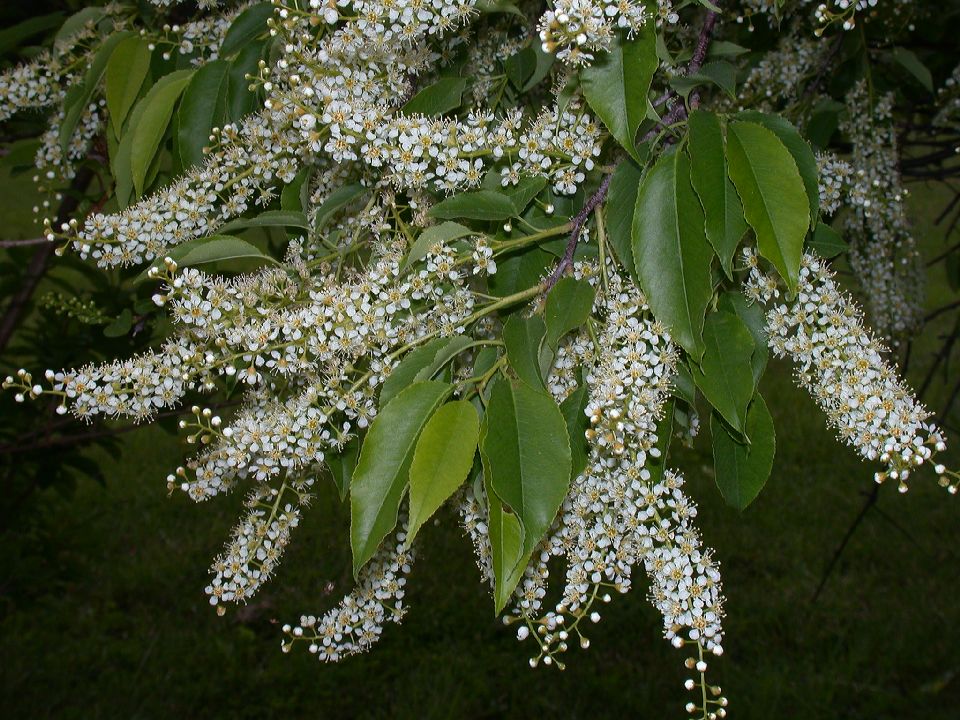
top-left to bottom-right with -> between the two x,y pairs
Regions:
537,0 -> 656,66
744,249 -> 952,491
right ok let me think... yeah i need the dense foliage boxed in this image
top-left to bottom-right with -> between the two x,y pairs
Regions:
1,0 -> 959,716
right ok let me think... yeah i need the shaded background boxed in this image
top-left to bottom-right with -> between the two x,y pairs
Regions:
1,3 -> 959,719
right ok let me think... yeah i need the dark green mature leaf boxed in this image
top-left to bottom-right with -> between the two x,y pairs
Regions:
736,112 -> 819,229
54,7 -> 105,47
219,2 -> 273,58
351,381 -> 451,575
105,35 -> 152,138
0,13 -> 63,55
481,466 -> 524,612
177,60 -> 230,168
219,210 -> 309,234
605,158 -> 643,275
726,121 -> 809,294
113,94 -> 150,207
505,45 -> 537,90
503,315 -> 548,391
136,235 -> 275,282
60,31 -> 134,154
808,222 -> 848,258
402,221 -> 473,273
559,374 -> 590,481
488,248 -> 553,298
481,377 -> 571,611
688,110 -> 746,279
315,183 -> 367,231
692,311 -> 756,434
717,292 -> 768,389
671,61 -> 737,99
892,46 -> 933,92
632,149 -> 714,359
381,337 -> 469,406
712,394 -> 776,510
402,77 -> 467,116
130,69 -> 195,197
581,28 -> 657,163
429,190 -> 517,221
407,401 -> 480,542
498,176 -> 547,214
226,39 -> 265,120
544,277 -> 595,349
646,399 -> 674,486
328,435 -> 360,501
103,308 -> 132,338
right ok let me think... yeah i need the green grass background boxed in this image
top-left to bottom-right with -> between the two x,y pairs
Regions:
1,175 -> 959,719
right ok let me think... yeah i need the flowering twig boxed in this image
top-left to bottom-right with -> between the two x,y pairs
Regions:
545,172 -> 613,290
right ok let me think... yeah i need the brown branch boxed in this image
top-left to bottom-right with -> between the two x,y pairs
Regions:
545,173 -> 613,289
0,237 -> 48,249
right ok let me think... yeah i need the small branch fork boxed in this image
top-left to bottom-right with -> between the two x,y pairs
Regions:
545,173 -> 614,290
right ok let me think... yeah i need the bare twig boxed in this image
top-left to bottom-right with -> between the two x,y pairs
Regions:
0,237 -> 48,249
545,173 -> 614,289
810,484 -> 879,604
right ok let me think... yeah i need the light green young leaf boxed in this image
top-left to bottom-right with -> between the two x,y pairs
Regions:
726,120 -> 809,294
351,381 -> 451,575
580,27 -> 657,163
712,394 -> 776,510
407,401 -> 480,543
218,210 -> 309,234
135,235 -> 275,282
632,149 -> 714,359
402,221 -> 473,273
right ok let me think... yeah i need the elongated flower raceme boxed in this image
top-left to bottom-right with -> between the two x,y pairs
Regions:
744,249 -> 954,492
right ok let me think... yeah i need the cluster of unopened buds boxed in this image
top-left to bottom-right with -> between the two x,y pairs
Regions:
814,0 -> 880,33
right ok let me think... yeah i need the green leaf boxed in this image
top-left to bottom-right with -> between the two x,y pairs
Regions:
481,378 -> 571,611
315,183 -> 367,231
503,315 -> 548,391
113,94 -> 151,207
632,149 -> 714,359
604,158 -> 643,275
687,110 -> 746,279
281,167 -> 310,212
407,401 -> 480,543
475,0 -> 525,17
428,190 -> 517,221
692,311 -> 756,434
219,2 -> 273,58
488,248 -> 553,298
559,374 -> 590,481
707,41 -> 750,58
402,77 -> 467,116
0,13 -> 64,56
671,61 -> 737,99
580,27 -> 657,163
498,176 -> 547,215
226,39 -> 265,120
381,337 -> 470,406
136,235 -> 274,282
402,221 -> 473,273
505,46 -> 537,90
892,46 -> 933,92
481,465 -> 524,612
105,36 -> 152,138
647,399 -> 675,486
54,7 -> 105,47
726,120 -> 809,294
60,31 -> 134,155
103,308 -> 132,338
328,435 -> 360,501
218,210 -> 309,234
351,381 -> 451,575
544,277 -> 595,349
130,69 -> 195,197
808,222 -> 848,259
176,60 -> 230,168
736,112 -> 819,229
717,292 -> 768,389
712,394 -> 776,510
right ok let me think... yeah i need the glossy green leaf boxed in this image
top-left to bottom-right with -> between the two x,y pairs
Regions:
712,394 -> 776,510
130,69 -> 195,197
544,277 -> 595,349
219,2 -> 273,58
402,221 -> 473,273
351,381 -> 451,575
481,377 -> 571,611
736,112 -> 819,229
581,27 -> 657,163
226,40 -> 265,120
498,176 -> 547,214
808,222 -> 848,258
136,235 -> 274,282
218,210 -> 309,234
412,336 -> 474,383
605,158 -> 643,274
488,248 -> 553,298
503,314 -> 548,391
105,35 -> 152,138
692,311 -> 756,434
402,77 -> 467,116
407,401 -> 480,542
671,61 -> 737,99
328,435 -> 360,501
559,374 -> 590,481
381,337 -> 465,406
688,110 -> 747,279
726,120 -> 809,294
717,292 -> 768,389
429,190 -> 517,221
103,308 -> 132,338
481,462 -> 525,613
176,60 -> 230,168
632,149 -> 714,359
